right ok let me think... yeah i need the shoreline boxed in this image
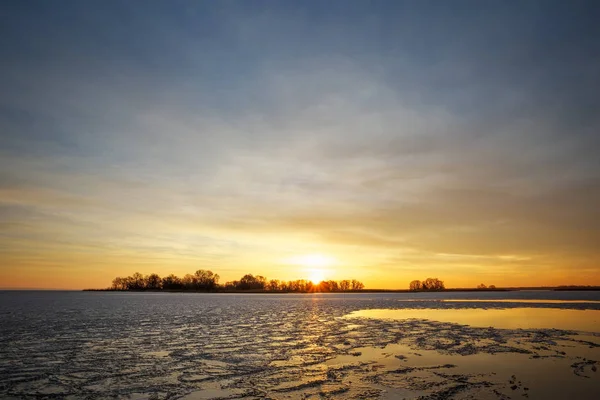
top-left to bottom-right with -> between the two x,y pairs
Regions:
81,287 -> 600,293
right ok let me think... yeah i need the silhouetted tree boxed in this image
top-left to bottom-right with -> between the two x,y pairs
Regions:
145,273 -> 162,290
268,279 -> 280,291
194,269 -> 220,290
477,283 -> 487,289
129,272 -> 145,290
238,274 -> 267,290
409,277 -> 445,291
296,279 -> 310,292
161,274 -> 183,290
181,274 -> 196,290
351,279 -> 365,290
305,280 -> 314,292
108,270 -> 365,293
111,277 -> 127,290
223,281 -> 238,290
421,277 -> 445,290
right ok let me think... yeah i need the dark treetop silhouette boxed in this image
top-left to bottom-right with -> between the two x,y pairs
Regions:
408,278 -> 445,291
108,270 -> 365,293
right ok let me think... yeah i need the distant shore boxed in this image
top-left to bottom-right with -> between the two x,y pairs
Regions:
83,286 -> 600,293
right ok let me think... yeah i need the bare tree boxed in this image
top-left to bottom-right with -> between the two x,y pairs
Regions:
238,274 -> 267,290
194,269 -> 220,290
268,279 -> 280,291
162,274 -> 183,290
181,274 -> 196,290
318,280 -> 331,292
145,273 -> 162,290
351,279 -> 365,290
111,277 -> 126,290
421,278 -> 445,291
339,280 -> 351,291
130,272 -> 145,290
223,281 -> 238,290
108,271 -> 365,293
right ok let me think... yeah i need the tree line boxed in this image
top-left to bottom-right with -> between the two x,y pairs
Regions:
476,283 -> 496,289
408,278 -> 445,291
110,270 -> 365,292
408,279 -> 502,291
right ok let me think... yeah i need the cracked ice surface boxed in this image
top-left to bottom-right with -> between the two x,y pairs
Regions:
0,291 -> 599,399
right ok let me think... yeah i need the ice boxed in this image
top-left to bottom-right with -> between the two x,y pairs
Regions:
0,291 -> 599,399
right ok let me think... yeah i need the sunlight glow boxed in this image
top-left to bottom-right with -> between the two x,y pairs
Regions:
308,269 -> 326,284
287,254 -> 336,268
285,253 -> 336,283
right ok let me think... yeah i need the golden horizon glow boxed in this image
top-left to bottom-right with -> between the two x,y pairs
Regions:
286,254 -> 336,268
2,240 -> 600,290
308,269 -> 326,284
284,253 -> 335,284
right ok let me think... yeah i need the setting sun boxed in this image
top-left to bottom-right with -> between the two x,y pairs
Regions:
308,269 -> 326,284
286,254 -> 336,283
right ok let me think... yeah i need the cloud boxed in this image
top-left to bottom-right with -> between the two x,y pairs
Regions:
1,1 -> 599,288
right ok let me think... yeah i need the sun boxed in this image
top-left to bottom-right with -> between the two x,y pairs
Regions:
308,269 -> 326,284
286,253 -> 336,283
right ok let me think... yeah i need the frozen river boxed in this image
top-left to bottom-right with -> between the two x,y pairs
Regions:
1,291 -> 599,399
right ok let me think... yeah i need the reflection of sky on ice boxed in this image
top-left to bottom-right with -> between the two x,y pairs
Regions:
442,299 -> 600,303
347,307 -> 600,332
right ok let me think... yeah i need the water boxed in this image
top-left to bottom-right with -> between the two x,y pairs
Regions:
346,308 -> 600,331
1,290 -> 599,399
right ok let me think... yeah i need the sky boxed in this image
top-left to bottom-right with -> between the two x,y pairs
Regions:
1,1 -> 599,289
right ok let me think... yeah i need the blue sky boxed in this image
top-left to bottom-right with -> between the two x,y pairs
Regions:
1,1 -> 599,288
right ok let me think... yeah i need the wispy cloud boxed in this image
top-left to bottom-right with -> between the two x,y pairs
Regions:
1,1 -> 599,288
